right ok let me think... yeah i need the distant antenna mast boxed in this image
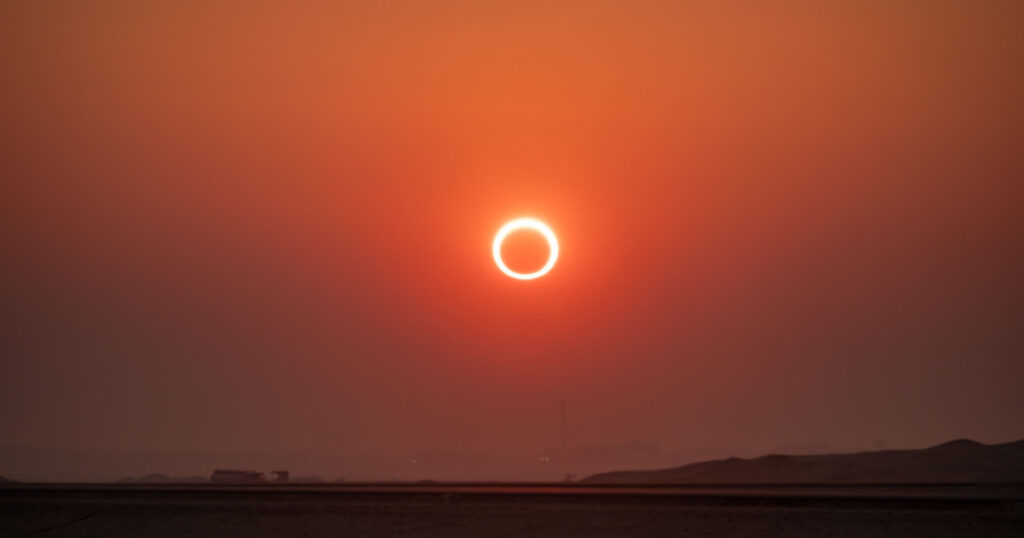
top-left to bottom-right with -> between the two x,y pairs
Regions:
560,400 -> 567,453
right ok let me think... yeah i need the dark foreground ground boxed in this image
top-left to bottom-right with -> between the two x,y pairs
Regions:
2,483 -> 1023,537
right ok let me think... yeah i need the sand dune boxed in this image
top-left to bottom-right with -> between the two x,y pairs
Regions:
584,439 -> 1024,484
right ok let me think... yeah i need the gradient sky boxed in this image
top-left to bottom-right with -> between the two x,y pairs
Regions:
2,1 -> 1023,481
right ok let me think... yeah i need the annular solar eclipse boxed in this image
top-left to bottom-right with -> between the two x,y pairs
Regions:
492,218 -> 559,280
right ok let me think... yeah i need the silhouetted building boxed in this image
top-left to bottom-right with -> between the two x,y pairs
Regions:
210,470 -> 265,483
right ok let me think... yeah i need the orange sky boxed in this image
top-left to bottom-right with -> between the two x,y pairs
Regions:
1,2 -> 1023,480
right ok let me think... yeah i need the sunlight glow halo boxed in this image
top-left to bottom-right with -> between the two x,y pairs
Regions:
492,218 -> 559,280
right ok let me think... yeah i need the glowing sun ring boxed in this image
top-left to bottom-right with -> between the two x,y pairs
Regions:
492,218 -> 559,280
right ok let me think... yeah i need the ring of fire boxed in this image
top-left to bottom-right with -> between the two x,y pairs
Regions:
492,218 -> 559,280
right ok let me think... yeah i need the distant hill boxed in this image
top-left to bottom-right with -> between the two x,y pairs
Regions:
116,473 -> 207,484
0,475 -> 12,483
583,439 -> 1024,484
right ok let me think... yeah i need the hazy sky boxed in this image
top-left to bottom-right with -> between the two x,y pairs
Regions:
2,1 -> 1023,481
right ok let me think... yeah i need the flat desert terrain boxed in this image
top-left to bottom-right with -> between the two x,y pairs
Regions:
2,484 -> 1023,537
